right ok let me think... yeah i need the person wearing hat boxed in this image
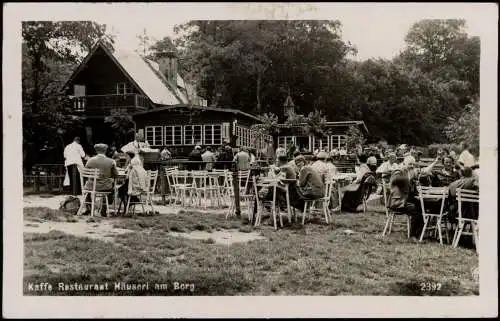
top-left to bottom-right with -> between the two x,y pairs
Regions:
81,143 -> 119,216
188,145 -> 203,170
311,151 -> 329,183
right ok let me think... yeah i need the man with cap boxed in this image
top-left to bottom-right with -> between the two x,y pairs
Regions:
81,143 -> 119,216
311,151 -> 329,183
188,145 -> 203,170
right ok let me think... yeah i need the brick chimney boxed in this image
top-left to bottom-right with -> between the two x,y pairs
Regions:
156,50 -> 177,88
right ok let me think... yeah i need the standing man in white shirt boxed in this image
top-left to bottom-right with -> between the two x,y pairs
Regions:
64,136 -> 86,195
457,142 -> 476,168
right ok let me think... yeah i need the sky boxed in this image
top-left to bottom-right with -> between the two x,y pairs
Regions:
76,3 -> 490,61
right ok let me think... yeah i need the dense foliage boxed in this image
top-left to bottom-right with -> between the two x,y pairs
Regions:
171,19 -> 479,146
22,21 -> 114,169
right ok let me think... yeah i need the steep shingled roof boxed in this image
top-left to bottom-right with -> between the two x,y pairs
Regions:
63,40 -> 190,106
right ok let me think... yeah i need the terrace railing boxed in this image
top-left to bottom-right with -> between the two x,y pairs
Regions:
72,93 -> 150,113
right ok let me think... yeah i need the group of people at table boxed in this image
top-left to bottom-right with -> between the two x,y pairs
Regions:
65,130 -> 479,238
253,142 -> 479,240
64,132 -> 158,216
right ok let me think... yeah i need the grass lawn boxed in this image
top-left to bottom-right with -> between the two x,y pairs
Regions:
23,203 -> 479,296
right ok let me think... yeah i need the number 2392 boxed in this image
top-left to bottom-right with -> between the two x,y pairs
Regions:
420,282 -> 441,292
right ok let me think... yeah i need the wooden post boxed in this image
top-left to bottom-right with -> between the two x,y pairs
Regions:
232,162 -> 241,217
34,166 -> 40,194
72,166 -> 78,195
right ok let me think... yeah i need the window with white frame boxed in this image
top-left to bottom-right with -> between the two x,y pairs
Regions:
184,125 -> 202,145
116,82 -> 133,95
164,125 -> 183,146
313,136 -> 329,152
145,126 -> 164,147
330,135 -> 347,150
203,124 -> 222,145
278,136 -> 296,149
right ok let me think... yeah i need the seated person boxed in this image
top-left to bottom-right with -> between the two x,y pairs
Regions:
81,143 -> 119,216
431,155 -> 461,187
387,169 -> 422,238
259,155 -> 297,207
376,152 -> 400,178
325,156 -> 338,181
340,155 -> 378,212
290,155 -> 325,210
287,153 -> 302,178
446,168 -> 479,241
311,151 -> 329,183
127,152 -> 149,200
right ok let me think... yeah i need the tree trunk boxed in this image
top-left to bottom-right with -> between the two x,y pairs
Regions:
31,52 -> 41,114
256,73 -> 262,111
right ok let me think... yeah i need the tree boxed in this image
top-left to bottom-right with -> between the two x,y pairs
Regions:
398,19 -> 479,101
346,125 -> 366,154
22,21 -> 114,113
173,20 -> 356,116
104,109 -> 136,147
137,28 -> 153,56
22,21 -> 114,168
444,98 -> 479,155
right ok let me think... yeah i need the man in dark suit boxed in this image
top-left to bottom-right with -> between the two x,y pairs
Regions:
82,143 -> 118,216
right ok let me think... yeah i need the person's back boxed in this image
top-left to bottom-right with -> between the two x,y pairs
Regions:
311,160 -> 328,181
235,150 -> 250,170
458,144 -> 475,168
85,149 -> 118,191
298,165 -> 324,199
202,149 -> 216,171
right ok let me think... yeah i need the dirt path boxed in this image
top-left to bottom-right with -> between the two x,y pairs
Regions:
24,218 -> 134,242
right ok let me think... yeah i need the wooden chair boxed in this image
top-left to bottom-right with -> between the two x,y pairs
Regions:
417,186 -> 450,245
125,170 -> 159,216
452,188 -> 479,253
361,175 -> 378,213
252,176 -> 289,230
302,180 -> 335,225
190,170 -> 208,208
381,180 -> 411,238
164,167 -> 178,205
171,170 -> 193,208
77,167 -> 115,217
206,171 -> 224,208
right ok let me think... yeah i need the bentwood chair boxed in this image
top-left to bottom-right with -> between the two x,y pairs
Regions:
453,188 -> 479,253
125,170 -> 159,216
77,167 -> 115,217
417,186 -> 450,245
164,167 -> 178,205
381,181 -> 411,238
252,176 -> 288,230
302,180 -> 335,225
